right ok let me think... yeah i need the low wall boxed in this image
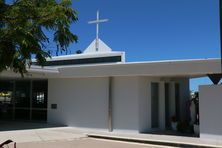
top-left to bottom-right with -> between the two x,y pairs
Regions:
199,85 -> 222,140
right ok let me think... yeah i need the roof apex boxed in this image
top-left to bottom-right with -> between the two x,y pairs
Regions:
84,39 -> 112,53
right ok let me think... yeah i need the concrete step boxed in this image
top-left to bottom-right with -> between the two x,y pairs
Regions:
87,134 -> 222,148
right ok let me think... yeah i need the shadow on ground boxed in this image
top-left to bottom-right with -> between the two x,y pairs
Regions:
0,121 -> 66,131
141,130 -> 198,138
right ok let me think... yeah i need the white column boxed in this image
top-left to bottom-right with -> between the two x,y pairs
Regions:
108,77 -> 113,132
159,82 -> 165,130
96,11 -> 99,51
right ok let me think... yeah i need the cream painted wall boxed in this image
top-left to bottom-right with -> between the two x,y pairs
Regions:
112,76 -> 140,131
47,77 -> 109,129
199,85 -> 222,140
138,77 -> 151,133
47,76 -> 190,133
138,77 -> 162,132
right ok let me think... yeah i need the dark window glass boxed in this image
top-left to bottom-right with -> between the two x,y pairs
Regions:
32,80 -> 48,108
15,109 -> 30,120
0,80 -> 13,120
15,81 -> 30,108
151,83 -> 159,128
0,80 -> 48,121
32,110 -> 47,121
33,56 -> 122,66
175,83 -> 180,120
165,83 -> 170,128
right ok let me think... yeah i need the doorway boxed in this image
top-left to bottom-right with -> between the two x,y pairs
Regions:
0,79 -> 48,121
0,80 -> 13,120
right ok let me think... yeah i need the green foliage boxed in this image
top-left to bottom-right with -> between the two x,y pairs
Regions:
0,0 -> 78,76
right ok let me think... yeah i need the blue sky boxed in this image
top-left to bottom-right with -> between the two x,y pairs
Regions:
68,0 -> 220,61
68,0 -> 220,91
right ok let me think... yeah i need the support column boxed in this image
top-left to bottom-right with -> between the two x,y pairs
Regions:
108,77 -> 113,132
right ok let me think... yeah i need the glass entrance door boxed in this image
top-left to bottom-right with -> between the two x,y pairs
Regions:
0,79 -> 47,121
31,80 -> 48,121
0,80 -> 14,120
15,80 -> 31,120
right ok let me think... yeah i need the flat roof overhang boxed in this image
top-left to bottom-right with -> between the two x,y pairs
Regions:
55,58 -> 221,78
0,59 -> 221,79
0,66 -> 59,79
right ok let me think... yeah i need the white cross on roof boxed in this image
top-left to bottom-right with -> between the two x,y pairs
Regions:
88,10 -> 109,52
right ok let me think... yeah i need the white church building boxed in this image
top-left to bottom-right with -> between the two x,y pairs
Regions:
0,38 -> 221,139
0,11 -> 222,140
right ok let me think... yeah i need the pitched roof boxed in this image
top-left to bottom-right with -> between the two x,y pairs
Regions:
84,39 -> 112,53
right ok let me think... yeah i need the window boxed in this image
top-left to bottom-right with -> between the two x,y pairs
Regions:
151,82 -> 159,128
0,79 -> 48,121
33,56 -> 122,66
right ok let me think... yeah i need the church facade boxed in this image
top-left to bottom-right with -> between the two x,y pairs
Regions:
0,38 -> 221,139
0,11 -> 222,140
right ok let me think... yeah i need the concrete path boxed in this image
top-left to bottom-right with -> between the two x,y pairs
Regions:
0,126 -> 174,148
17,138 -> 174,148
87,131 -> 222,148
0,127 -> 86,143
0,125 -> 222,147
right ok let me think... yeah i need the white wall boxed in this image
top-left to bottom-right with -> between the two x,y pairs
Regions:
138,77 -> 151,133
48,77 -> 109,129
47,76 -> 190,133
48,76 -> 144,132
199,85 -> 222,140
112,77 -> 140,131
138,77 -> 162,132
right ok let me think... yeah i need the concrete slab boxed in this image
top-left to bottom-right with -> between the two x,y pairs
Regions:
17,138 -> 174,148
87,131 -> 222,148
0,127 -> 86,143
0,125 -> 222,148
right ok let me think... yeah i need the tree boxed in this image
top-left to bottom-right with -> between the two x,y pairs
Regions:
0,0 -> 78,76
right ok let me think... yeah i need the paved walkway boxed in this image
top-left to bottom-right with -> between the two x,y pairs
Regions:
0,126 -> 173,148
16,138 -> 174,148
87,131 -> 222,148
0,123 -> 221,147
0,127 -> 86,143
